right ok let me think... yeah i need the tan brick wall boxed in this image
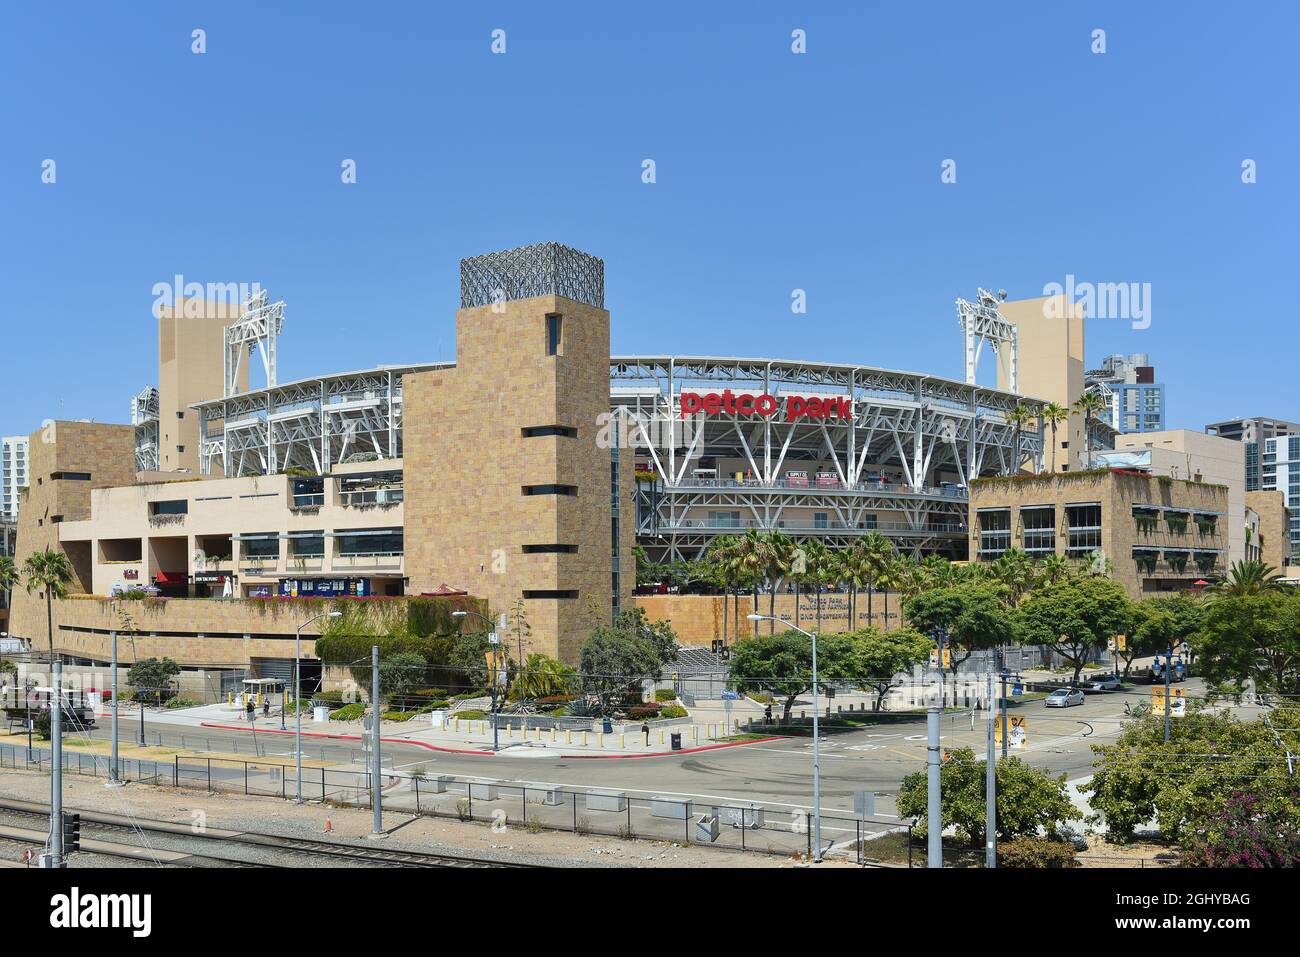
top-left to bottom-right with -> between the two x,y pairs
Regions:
1247,490 -> 1291,571
969,470 -> 1229,598
404,295 -> 629,663
35,596 -> 340,668
10,421 -> 138,649
635,591 -> 904,646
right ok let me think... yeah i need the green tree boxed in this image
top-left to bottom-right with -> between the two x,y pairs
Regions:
1041,401 -> 1069,473
705,535 -> 742,645
1219,559 -> 1285,596
1127,593 -> 1203,677
1017,576 -> 1131,685
859,532 -> 895,628
1071,391 -> 1108,470
1194,590 -> 1300,698
579,626 -> 661,716
727,629 -> 857,722
510,652 -> 576,700
850,627 -> 931,711
378,651 -> 428,706
761,530 -> 795,634
0,555 -> 19,599
897,747 -> 1081,847
127,657 -> 181,703
1007,404 -> 1037,475
903,583 -> 1018,682
23,548 -> 75,659
1087,708 -> 1300,844
610,606 -> 678,666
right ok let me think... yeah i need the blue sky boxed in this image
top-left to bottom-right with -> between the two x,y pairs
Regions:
1,1 -> 1295,434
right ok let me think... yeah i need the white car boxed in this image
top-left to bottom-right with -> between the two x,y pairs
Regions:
1084,675 -> 1122,693
1045,688 -> 1085,708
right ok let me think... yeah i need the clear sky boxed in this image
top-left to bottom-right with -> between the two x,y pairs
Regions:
1,1 -> 1294,435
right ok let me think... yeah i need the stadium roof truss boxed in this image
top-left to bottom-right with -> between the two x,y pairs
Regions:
195,364 -> 448,477
131,386 -> 160,473
610,357 -> 1045,562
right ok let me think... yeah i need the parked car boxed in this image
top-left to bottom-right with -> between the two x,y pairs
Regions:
1084,674 -> 1123,693
1045,688 -> 1085,708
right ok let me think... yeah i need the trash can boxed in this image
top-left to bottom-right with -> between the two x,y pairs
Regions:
602,718 -> 613,734
670,732 -> 682,751
312,706 -> 329,723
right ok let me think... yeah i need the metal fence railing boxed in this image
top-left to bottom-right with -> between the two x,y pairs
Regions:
0,740 -> 911,865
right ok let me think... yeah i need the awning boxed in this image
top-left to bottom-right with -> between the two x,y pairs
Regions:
153,571 -> 188,585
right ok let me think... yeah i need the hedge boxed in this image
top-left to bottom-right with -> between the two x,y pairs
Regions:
658,704 -> 689,719
654,689 -> 678,702
998,837 -> 1079,869
328,703 -> 366,721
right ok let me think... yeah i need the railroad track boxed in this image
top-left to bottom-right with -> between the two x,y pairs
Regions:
0,799 -> 539,868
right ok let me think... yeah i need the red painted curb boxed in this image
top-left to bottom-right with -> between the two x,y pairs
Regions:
196,722 -> 781,759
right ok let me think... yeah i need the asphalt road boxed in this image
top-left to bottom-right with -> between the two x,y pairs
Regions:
71,679 -> 1215,821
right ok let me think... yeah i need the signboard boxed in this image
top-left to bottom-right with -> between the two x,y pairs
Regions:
279,578 -> 371,598
680,390 -> 852,423
1109,634 -> 1127,653
929,647 -> 952,668
995,715 -> 1027,750
484,648 -> 508,689
1152,686 -> 1186,718
123,569 -> 139,581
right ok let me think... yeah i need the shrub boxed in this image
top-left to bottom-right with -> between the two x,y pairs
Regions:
654,689 -> 678,702
998,837 -> 1079,869
625,704 -> 662,720
34,709 -> 51,740
1180,792 -> 1300,867
453,709 -> 487,721
658,704 -> 688,719
328,703 -> 366,721
314,690 -> 352,706
164,696 -> 200,710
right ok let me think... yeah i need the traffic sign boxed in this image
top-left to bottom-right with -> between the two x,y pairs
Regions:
995,715 -> 1027,750
1152,686 -> 1186,717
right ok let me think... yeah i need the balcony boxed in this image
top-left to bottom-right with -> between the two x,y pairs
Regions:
334,552 -> 403,571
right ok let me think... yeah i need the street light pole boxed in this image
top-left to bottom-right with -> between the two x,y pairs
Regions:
452,610 -> 501,752
296,611 -> 342,804
107,630 -> 122,787
749,613 -> 822,863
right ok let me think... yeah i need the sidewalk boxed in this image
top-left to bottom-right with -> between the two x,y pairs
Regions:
103,701 -> 776,757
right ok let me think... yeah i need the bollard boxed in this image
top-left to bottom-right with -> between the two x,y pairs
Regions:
597,733 -> 603,748
453,718 -> 460,732
566,729 -> 572,745
227,692 -> 233,706
734,719 -> 740,731
620,733 -> 626,748
582,731 -> 588,746
659,730 -> 664,745
693,725 -> 699,742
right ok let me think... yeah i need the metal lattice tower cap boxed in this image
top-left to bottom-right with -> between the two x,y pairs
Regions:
460,242 -> 605,310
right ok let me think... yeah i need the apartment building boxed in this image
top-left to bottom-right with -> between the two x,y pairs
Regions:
1,435 -> 28,520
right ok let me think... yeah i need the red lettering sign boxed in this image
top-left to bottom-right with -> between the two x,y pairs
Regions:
679,391 -> 852,422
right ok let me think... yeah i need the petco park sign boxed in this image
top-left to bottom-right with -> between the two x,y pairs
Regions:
679,390 -> 852,422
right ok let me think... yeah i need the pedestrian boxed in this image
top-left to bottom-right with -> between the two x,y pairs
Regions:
245,699 -> 254,722
263,697 -> 270,717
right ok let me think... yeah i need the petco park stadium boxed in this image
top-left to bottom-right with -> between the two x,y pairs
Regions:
11,243 -> 1102,663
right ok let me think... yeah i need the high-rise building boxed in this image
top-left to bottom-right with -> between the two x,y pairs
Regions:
1205,416 -> 1300,492
1,436 -> 29,520
1260,433 -> 1300,562
1085,353 -> 1165,434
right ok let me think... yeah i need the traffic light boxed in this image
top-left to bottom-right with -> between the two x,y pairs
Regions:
62,812 -> 80,853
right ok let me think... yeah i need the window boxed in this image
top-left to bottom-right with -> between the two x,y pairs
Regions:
523,589 -> 579,600
50,472 -> 91,481
814,512 -> 829,529
241,535 -> 281,560
149,500 -> 188,516
523,544 -> 579,554
978,509 -> 1012,558
522,484 -> 577,496
337,529 -> 403,557
1021,506 -> 1056,554
546,314 -> 563,356
290,533 -> 325,557
1065,504 -> 1102,555
176,446 -> 185,454
522,426 -> 578,438
707,510 -> 741,527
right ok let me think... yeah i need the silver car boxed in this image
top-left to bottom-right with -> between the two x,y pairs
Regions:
1085,675 -> 1122,693
1045,688 -> 1085,708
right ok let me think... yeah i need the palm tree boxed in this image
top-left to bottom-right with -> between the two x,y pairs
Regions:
1042,401 -> 1069,473
989,548 -> 1035,607
761,530 -> 796,634
873,554 -> 905,628
1007,404 -> 1036,475
840,541 -> 871,629
1037,553 -> 1073,586
1072,391 -> 1108,470
859,532 -> 893,628
800,541 -> 833,633
736,529 -> 769,636
706,535 -> 741,645
0,556 -> 18,601
23,548 -> 75,659
1219,559 -> 1284,596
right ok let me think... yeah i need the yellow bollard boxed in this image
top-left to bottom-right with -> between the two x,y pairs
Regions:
644,732 -> 651,748
659,730 -> 664,745
620,733 -> 626,748
227,692 -> 233,706
597,732 -> 603,748
693,725 -> 699,742
566,729 -> 572,745
551,728 -> 557,743
582,731 -> 588,746
453,718 -> 459,732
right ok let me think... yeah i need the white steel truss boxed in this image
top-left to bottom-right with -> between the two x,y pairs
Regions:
131,386 -> 159,472
224,289 -> 285,397
609,356 -> 1044,563
958,288 -> 1018,393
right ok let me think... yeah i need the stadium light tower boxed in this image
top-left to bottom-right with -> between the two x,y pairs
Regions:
957,288 -> 1018,393
224,288 -> 285,397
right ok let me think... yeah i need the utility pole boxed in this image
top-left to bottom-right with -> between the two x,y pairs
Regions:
926,705 -> 942,868
107,630 -> 122,787
985,670 -> 997,868
370,644 -> 383,837
43,661 -> 65,868
1163,640 -> 1172,744
1000,669 -> 1009,759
